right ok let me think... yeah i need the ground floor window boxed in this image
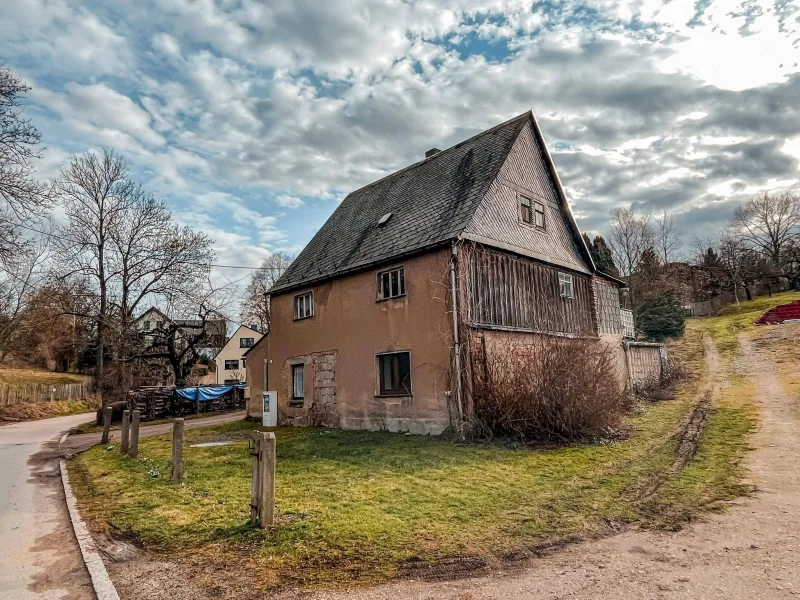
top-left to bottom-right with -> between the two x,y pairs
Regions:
291,363 -> 304,405
377,352 -> 412,396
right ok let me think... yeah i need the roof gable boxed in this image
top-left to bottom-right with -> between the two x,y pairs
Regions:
270,112 -> 530,294
463,117 -> 594,273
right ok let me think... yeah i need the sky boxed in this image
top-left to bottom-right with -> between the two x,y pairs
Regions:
2,0 -> 800,304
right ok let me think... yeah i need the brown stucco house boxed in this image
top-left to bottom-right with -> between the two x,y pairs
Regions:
244,111 -> 629,434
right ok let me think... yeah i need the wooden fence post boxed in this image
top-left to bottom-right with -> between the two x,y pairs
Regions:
120,410 -> 130,455
130,410 -> 141,458
250,431 -> 276,528
171,418 -> 184,482
101,406 -> 112,444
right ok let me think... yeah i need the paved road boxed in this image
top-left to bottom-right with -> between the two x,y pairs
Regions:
0,412 -> 96,600
61,410 -> 247,455
0,410 -> 246,600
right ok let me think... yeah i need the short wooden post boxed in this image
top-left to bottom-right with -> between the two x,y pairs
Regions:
101,406 -> 112,444
254,431 -> 276,528
171,418 -> 184,482
130,410 -> 141,458
120,410 -> 130,455
250,433 -> 260,525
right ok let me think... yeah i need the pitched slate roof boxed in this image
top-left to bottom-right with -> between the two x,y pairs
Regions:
270,112 -> 531,294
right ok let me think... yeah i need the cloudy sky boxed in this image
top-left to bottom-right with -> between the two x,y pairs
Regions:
2,0 -> 799,293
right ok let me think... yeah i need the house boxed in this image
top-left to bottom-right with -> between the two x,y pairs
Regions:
245,111 -> 629,434
135,307 -> 228,384
214,325 -> 263,384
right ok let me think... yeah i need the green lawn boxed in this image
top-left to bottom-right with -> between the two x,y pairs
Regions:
68,328 -> 758,588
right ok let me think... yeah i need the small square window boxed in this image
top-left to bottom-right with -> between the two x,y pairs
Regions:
224,359 -> 240,370
377,352 -> 412,396
558,272 -> 574,299
291,364 -> 304,402
294,291 -> 313,320
240,337 -> 255,348
377,267 -> 406,300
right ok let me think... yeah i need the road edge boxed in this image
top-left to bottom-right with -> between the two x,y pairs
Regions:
59,439 -> 121,600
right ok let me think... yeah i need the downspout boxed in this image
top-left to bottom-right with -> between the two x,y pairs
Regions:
449,242 -> 465,436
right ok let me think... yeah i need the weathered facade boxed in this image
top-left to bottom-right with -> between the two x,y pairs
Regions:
246,111 -> 634,434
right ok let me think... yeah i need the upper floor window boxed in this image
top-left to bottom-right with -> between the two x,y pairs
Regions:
224,359 -> 240,370
377,267 -> 405,300
240,337 -> 255,348
520,195 -> 545,229
294,291 -> 313,320
143,320 -> 152,331
558,272 -> 574,299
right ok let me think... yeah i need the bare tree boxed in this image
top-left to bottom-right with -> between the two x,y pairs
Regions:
732,191 -> 800,271
239,252 -> 293,333
717,232 -> 748,309
608,207 -> 653,318
0,66 -> 51,257
654,209 -> 683,264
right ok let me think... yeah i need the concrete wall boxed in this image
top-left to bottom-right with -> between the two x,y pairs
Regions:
215,325 -> 263,384
249,249 -> 455,435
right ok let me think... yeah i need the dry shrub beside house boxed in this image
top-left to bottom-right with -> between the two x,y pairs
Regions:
245,111 -> 634,436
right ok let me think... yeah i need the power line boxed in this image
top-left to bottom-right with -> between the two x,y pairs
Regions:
5,220 -> 288,271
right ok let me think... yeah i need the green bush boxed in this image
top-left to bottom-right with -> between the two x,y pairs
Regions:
636,293 -> 686,341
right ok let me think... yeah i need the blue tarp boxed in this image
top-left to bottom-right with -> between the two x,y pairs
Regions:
176,385 -> 245,402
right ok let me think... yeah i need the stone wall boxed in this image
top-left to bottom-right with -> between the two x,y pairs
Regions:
310,351 -> 338,427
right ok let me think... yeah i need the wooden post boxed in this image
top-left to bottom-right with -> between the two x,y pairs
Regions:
130,410 -> 141,458
194,387 -> 200,415
171,418 -> 184,482
101,406 -> 112,444
250,433 -> 260,526
258,431 -> 276,528
120,410 -> 130,455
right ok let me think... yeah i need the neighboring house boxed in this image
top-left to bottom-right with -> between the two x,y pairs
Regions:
245,111 -> 628,434
215,325 -> 263,384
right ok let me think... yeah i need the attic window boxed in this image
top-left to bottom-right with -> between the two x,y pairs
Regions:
378,213 -> 393,226
521,195 -> 545,229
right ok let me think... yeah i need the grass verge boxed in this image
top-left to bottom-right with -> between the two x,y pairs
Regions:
0,399 -> 99,423
0,367 -> 90,386
67,327 -> 758,589
695,290 -> 800,361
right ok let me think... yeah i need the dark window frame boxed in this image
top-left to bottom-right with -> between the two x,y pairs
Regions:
290,363 -> 304,405
224,359 -> 240,370
376,351 -> 412,397
293,291 -> 314,320
377,266 -> 406,301
240,337 -> 255,348
519,194 -> 546,230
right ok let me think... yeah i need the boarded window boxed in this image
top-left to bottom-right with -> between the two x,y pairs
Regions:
291,364 -> 304,401
224,359 -> 239,370
294,292 -> 313,320
377,352 -> 411,396
558,273 -> 574,298
378,267 -> 405,300
240,337 -> 255,348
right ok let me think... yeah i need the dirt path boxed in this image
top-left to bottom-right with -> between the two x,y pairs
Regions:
284,333 -> 800,600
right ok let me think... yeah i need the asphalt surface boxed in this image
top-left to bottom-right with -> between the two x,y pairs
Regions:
0,409 -> 246,600
0,412 -> 96,600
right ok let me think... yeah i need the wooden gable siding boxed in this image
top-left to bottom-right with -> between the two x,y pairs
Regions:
463,121 -> 591,274
595,279 -> 623,335
463,244 -> 595,336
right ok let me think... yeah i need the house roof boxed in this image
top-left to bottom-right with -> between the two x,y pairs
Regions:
270,112 -> 532,295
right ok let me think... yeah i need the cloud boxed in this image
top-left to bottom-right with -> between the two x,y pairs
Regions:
276,194 -> 304,208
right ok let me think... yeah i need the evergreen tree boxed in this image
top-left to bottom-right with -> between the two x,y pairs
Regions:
582,234 -> 620,277
636,292 -> 686,341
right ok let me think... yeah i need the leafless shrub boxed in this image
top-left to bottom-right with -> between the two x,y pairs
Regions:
471,335 -> 625,443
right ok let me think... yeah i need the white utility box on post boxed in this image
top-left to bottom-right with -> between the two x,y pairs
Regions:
262,391 -> 278,427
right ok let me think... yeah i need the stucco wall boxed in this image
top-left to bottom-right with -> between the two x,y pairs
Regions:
251,249 -> 455,435
215,325 -> 263,384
